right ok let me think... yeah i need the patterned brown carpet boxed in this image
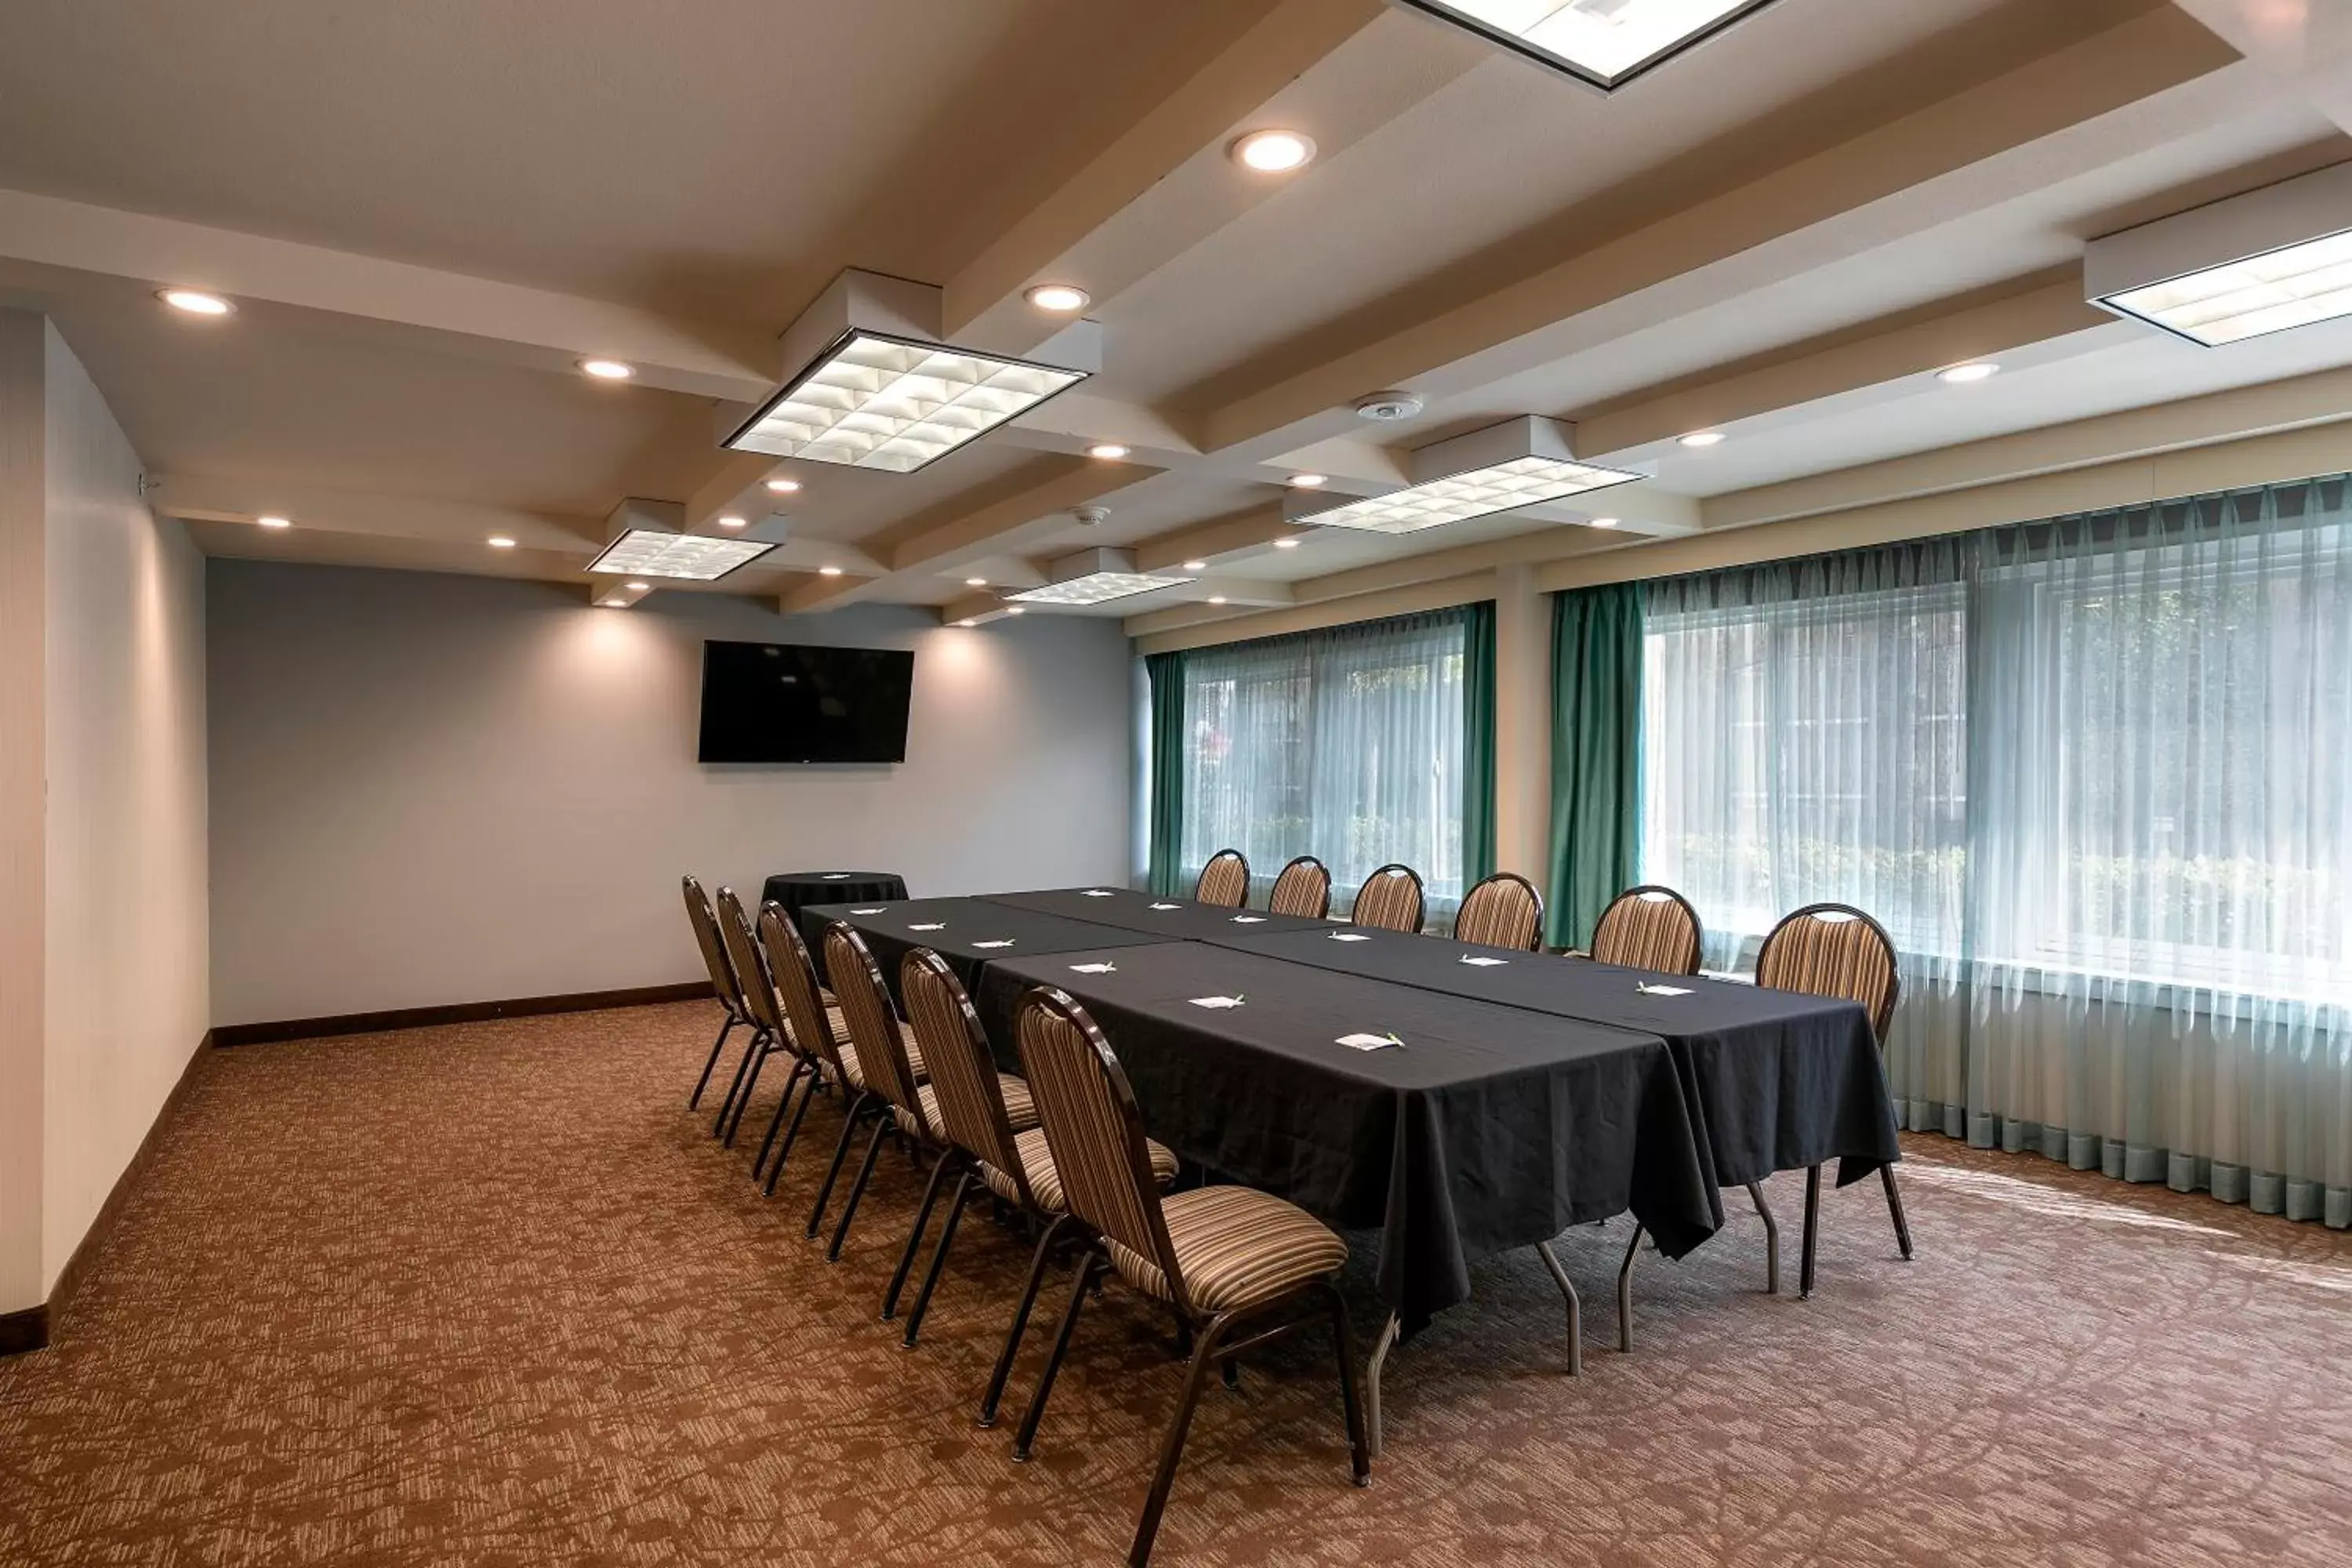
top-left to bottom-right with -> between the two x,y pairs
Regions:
3,1000 -> 2348,1567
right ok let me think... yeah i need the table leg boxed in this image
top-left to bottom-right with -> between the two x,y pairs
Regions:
1365,1310 -> 1401,1459
1616,1225 -> 1641,1352
1534,1240 -> 1583,1377
1746,1181 -> 1780,1296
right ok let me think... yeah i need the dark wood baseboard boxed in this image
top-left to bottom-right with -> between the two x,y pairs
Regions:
210,980 -> 716,1049
0,1305 -> 45,1357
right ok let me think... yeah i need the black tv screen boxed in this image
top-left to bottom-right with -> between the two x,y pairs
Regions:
698,641 -> 914,764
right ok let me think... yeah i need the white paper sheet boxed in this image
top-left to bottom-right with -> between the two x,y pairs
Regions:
1458,955 -> 1510,967
1327,933 -> 1372,942
1189,995 -> 1245,1010
908,923 -> 946,932
1067,962 -> 1118,975
849,908 -> 885,916
1636,983 -> 1693,996
1149,902 -> 1181,910
1080,889 -> 1116,898
1335,1032 -> 1401,1051
1230,915 -> 1266,924
971,939 -> 1015,949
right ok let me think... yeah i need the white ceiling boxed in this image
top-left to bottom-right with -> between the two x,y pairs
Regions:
3,0 -> 2352,622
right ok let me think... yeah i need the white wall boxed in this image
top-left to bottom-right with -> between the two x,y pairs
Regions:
206,563 -> 1135,1025
0,313 -> 45,1316
39,326 -> 210,1296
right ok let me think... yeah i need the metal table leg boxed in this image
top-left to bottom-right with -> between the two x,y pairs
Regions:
1365,1310 -> 1401,1459
1534,1240 -> 1584,1377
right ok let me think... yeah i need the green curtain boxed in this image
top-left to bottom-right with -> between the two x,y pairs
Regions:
1461,600 -> 1497,885
1547,583 -> 1643,948
1144,650 -> 1187,896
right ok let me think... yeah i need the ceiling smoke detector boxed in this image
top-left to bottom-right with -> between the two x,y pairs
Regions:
1070,505 -> 1111,528
1354,390 -> 1425,422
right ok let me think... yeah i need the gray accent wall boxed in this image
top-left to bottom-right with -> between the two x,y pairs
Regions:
206,562 -> 1134,1026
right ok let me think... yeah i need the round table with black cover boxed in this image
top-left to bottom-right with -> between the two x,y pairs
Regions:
758,870 -> 909,924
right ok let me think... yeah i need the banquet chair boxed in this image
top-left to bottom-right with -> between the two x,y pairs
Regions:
750,902 -> 853,1193
808,923 -> 935,1261
1348,863 -> 1425,934
1756,902 -> 1912,1298
1453,872 -> 1545,952
1010,985 -> 1369,1568
1584,885 -> 1704,975
710,887 -> 791,1146
681,875 -> 753,1112
1267,855 -> 1332,919
1192,848 -> 1250,909
894,950 -> 1179,1374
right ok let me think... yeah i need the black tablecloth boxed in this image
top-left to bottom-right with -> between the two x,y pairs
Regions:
975,941 -> 1719,1322
1211,924 -> 1903,1192
982,887 -> 1334,942
761,870 -> 908,922
800,896 -> 1163,1006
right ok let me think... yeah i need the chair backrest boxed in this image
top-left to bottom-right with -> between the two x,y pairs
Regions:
900,950 -> 1032,1202
683,875 -> 747,1018
715,887 -> 785,1036
1192,849 -> 1250,909
1454,872 -> 1544,952
1589,885 -> 1704,976
758,901 -> 844,1073
1755,902 -> 1900,1043
1014,986 -> 1186,1304
1268,855 -> 1331,920
822,924 -> 923,1111
1350,863 -> 1425,934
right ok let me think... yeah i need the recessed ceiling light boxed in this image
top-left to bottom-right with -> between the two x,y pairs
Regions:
1182,559 -> 1209,572
1938,362 -> 2001,384
965,576 -> 987,586
957,618 -> 978,627
717,514 -> 748,529
1025,284 -> 1091,314
158,289 -> 233,317
1288,473 -> 1328,488
602,597 -> 631,608
1087,442 -> 1131,460
1588,517 -> 1621,528
2104,231 -> 2352,345
818,565 -> 844,576
764,477 -> 802,494
626,581 -> 651,591
584,530 -> 774,581
1006,547 -> 1193,607
724,330 -> 1087,473
256,515 -> 291,529
1208,596 -> 1229,605
1679,430 -> 1726,448
579,358 -> 636,380
1231,129 -> 1316,173
488,535 -> 517,549
1273,537 -> 1301,549
1007,606 -> 1026,615
1399,0 -> 1780,93
1293,453 -> 1641,535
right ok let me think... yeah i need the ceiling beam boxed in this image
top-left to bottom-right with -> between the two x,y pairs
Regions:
148,474 -> 602,551
1191,8 -> 2243,459
0,189 -> 775,401
2169,0 -> 2352,134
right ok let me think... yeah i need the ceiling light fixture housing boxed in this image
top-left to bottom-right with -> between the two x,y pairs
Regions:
1231,129 -> 1316,172
579,358 -> 636,380
1025,283 -> 1091,313
723,270 -> 1094,474
764,477 -> 801,494
256,515 -> 291,529
158,289 -> 234,316
587,499 -> 772,582
1679,430 -> 1726,448
1286,416 -> 1642,535
1004,547 -> 1195,608
2087,162 -> 2352,347
1937,362 -> 2000,384
1087,442 -> 1131,460
1389,0 -> 1780,93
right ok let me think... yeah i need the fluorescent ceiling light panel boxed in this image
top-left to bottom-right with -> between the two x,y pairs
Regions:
2103,230 -> 2352,347
586,530 -> 775,581
1395,0 -> 1778,91
2087,162 -> 2352,348
724,330 -> 1087,473
1004,547 -> 1192,607
1292,418 -> 1640,535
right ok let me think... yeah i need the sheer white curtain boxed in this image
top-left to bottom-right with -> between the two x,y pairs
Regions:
1639,482 -> 2352,1229
1178,612 -> 1469,914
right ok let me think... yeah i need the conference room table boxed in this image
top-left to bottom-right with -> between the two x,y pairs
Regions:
796,895 -> 1167,1005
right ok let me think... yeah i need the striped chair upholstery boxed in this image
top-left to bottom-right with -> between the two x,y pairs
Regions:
706,887 -> 800,1147
1349,863 -> 1425,934
1755,904 -> 1900,1040
1589,885 -> 1704,975
757,904 -> 860,1086
822,925 -> 924,1112
900,952 -> 1036,1183
1454,872 -> 1544,952
681,874 -> 750,1112
1268,855 -> 1331,919
1192,848 -> 1250,909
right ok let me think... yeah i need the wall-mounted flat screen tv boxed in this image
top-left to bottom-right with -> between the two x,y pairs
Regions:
698,641 -> 914,764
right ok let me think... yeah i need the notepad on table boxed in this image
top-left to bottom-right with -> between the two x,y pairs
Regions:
1149,902 -> 1182,911
1230,915 -> 1266,924
1080,889 -> 1116,898
972,939 -> 1015,949
1458,955 -> 1509,967
908,923 -> 946,932
1189,995 -> 1245,1010
1636,982 -> 1693,996
1335,1032 -> 1402,1051
1067,962 -> 1118,975
848,908 -> 885,916
1327,933 -> 1371,942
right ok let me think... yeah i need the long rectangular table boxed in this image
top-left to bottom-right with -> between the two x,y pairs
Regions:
798,896 -> 1166,1005
982,884 -> 1334,941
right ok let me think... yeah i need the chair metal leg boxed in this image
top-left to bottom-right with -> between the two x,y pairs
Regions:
1881,1164 -> 1915,1259
980,1214 -> 1071,1428
1013,1252 -> 1103,1462
752,1059 -> 810,1180
1617,1224 -> 1641,1352
710,1025 -> 760,1137
1130,1315 -> 1232,1568
881,1151 -> 954,1320
805,1093 -> 873,1240
1364,1310 -> 1400,1459
1534,1240 -> 1583,1377
1324,1283 -> 1372,1486
688,1015 -> 735,1109
902,1172 -> 975,1348
1747,1181 -> 1780,1295
1800,1163 -> 1822,1299
826,1118 -> 891,1262
721,1040 -> 773,1146
762,1067 -> 822,1197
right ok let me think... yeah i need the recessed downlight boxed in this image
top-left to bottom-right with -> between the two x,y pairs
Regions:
1208,596 -> 1229,605
957,618 -> 978,627
717,514 -> 748,529
256,515 -> 291,529
1938,362 -> 2001,384
818,565 -> 844,577
965,577 -> 987,586
1025,284 -> 1091,314
1273,537 -> 1301,549
158,289 -> 234,317
1588,517 -> 1621,528
764,477 -> 801,494
1232,129 -> 1316,173
1007,606 -> 1026,615
1679,430 -> 1726,448
1182,559 -> 1209,572
488,535 -> 517,549
1288,473 -> 1328,488
626,581 -> 651,591
579,358 -> 636,380
1087,442 -> 1131,460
